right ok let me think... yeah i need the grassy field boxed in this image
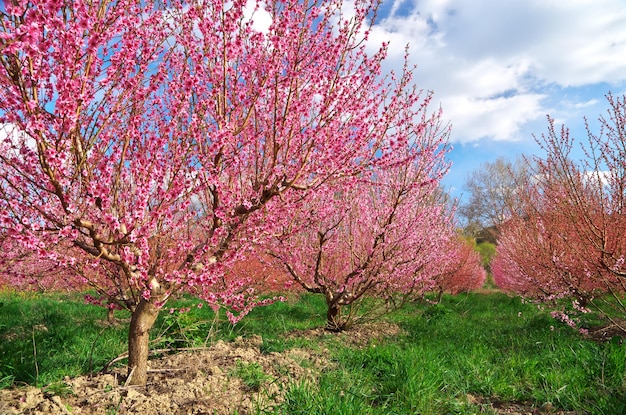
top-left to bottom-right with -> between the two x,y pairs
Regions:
0,290 -> 625,414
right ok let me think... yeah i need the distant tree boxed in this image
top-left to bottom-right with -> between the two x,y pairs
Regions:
268,176 -> 450,331
267,130 -> 484,331
492,93 -> 626,332
430,235 -> 486,300
0,233 -> 74,292
458,157 -> 530,243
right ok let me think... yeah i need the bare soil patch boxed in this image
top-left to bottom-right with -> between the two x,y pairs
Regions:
0,334 -> 328,415
585,319 -> 626,343
0,323 -> 400,415
466,394 -> 580,415
285,321 -> 404,348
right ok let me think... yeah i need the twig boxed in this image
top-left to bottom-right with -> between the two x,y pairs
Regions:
204,307 -> 222,347
146,368 -> 188,373
124,366 -> 136,387
88,326 -> 108,375
32,327 -> 39,385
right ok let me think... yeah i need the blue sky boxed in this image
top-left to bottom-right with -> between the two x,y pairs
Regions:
365,0 -> 626,200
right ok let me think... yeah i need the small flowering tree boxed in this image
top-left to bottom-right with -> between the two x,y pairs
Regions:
430,236 -> 486,300
0,0 -> 434,384
267,120 -> 485,331
492,93 -> 626,333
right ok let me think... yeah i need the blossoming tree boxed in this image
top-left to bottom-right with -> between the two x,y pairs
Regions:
266,125 -> 485,331
430,236 -> 486,300
492,94 -> 626,332
0,0 -> 440,384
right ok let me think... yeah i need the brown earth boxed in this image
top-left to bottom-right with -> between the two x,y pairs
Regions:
0,324 -> 397,415
0,323 -> 581,415
0,334 -> 326,415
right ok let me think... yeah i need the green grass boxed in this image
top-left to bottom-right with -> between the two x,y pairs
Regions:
231,294 -> 328,349
390,294 -> 626,413
229,360 -> 272,391
1,290 -> 625,414
0,291 -> 128,387
276,293 -> 626,414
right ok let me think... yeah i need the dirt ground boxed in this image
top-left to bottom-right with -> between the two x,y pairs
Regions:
0,324 -> 397,415
0,333 -> 324,415
0,323 -> 581,415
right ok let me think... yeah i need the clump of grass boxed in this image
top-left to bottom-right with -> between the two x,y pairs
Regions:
42,381 -> 74,397
0,374 -> 15,389
151,305 -> 218,350
229,360 -> 272,392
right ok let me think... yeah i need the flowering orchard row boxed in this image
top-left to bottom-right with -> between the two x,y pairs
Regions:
493,93 -> 626,334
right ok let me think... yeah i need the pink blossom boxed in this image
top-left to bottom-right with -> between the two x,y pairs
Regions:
0,0 -> 455,384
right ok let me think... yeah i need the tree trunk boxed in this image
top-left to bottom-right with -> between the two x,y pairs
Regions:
326,303 -> 342,332
107,308 -> 116,324
436,289 -> 444,303
127,298 -> 160,386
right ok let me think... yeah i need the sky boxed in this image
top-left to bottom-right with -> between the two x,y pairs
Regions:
365,0 -> 626,200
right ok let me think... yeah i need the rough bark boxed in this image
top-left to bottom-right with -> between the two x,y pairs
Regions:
326,303 -> 343,332
127,298 -> 160,386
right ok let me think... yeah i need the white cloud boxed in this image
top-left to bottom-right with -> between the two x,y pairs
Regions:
445,93 -> 545,142
368,0 -> 626,143
0,123 -> 37,161
583,170 -> 610,187
525,1 -> 626,86
573,99 -> 600,109
244,0 -> 272,34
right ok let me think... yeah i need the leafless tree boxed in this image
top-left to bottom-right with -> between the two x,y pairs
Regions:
458,157 -> 530,242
